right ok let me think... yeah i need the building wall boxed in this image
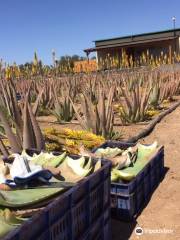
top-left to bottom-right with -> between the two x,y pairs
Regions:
96,49 -> 120,69
96,39 -> 179,68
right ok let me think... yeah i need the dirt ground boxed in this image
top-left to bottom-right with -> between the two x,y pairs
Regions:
112,106 -> 180,240
38,104 -> 180,240
37,99 -> 177,142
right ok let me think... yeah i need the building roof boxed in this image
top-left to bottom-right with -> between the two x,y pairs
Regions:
84,36 -> 177,53
84,28 -> 180,54
94,28 -> 180,43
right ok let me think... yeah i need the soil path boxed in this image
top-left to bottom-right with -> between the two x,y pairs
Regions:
112,106 -> 180,240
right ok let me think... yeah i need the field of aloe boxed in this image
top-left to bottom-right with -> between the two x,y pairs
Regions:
0,60 -> 180,155
0,57 -> 180,238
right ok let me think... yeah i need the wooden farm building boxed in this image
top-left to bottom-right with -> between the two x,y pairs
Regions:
84,28 -> 180,68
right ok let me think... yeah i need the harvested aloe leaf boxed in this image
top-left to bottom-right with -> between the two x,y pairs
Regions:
66,156 -> 92,177
74,156 -> 86,168
58,159 -> 86,182
31,152 -> 54,165
21,150 -> 33,160
137,141 -> 158,159
111,170 -> 119,182
0,188 -> 64,207
83,157 -> 92,170
115,148 -> 137,169
22,151 -> 66,168
0,217 -> 17,238
114,154 -> 131,169
95,147 -> 122,158
0,208 -> 24,225
0,208 -> 25,238
43,152 -> 66,168
112,169 -> 135,181
96,146 -> 137,169
118,142 -> 159,177
93,160 -> 101,172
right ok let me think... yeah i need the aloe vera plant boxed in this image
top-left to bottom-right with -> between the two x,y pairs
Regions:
39,79 -> 54,109
159,74 -> 180,102
0,57 -> 180,158
51,78 -> 76,122
52,94 -> 74,122
0,79 -> 23,136
70,85 -> 115,138
119,78 -> 152,123
149,82 -> 160,108
0,86 -> 45,155
149,71 -> 180,108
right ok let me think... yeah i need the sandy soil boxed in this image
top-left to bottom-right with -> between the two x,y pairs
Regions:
38,115 -> 150,141
112,106 -> 180,240
37,98 -> 177,141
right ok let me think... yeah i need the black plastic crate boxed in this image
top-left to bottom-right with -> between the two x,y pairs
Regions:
80,208 -> 111,240
3,154 -> 111,240
92,141 -> 164,221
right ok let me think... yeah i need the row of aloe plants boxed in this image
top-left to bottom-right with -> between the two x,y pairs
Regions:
0,64 -> 180,156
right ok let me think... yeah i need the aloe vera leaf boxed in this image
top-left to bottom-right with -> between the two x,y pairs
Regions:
0,188 -> 64,207
0,138 -> 9,158
21,150 -> 33,160
0,81 -> 11,116
111,171 -> 119,182
65,156 -> 92,177
94,160 -> 101,172
22,98 -> 36,150
140,83 -> 152,117
132,86 -> 138,117
31,152 -> 53,165
95,147 -> 122,158
0,106 -> 22,153
137,141 -> 158,159
0,217 -> 16,238
121,83 -> 132,115
28,102 -> 45,151
114,154 -> 129,169
98,88 -> 106,136
105,86 -> 114,128
79,156 -> 87,168
106,86 -> 114,120
66,156 -> 86,169
33,87 -> 45,116
44,152 -> 66,168
82,94 -> 97,132
120,142 -> 158,176
112,169 -> 135,181
58,160 -> 86,182
1,81 -> 23,144
95,104 -> 101,134
2,208 -> 25,225
83,157 -> 92,170
8,81 -> 23,136
69,97 -> 86,129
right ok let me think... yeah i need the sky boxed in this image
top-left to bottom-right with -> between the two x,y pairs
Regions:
0,0 -> 180,65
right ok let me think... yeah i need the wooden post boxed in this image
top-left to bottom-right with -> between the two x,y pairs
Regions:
169,45 -> 172,64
